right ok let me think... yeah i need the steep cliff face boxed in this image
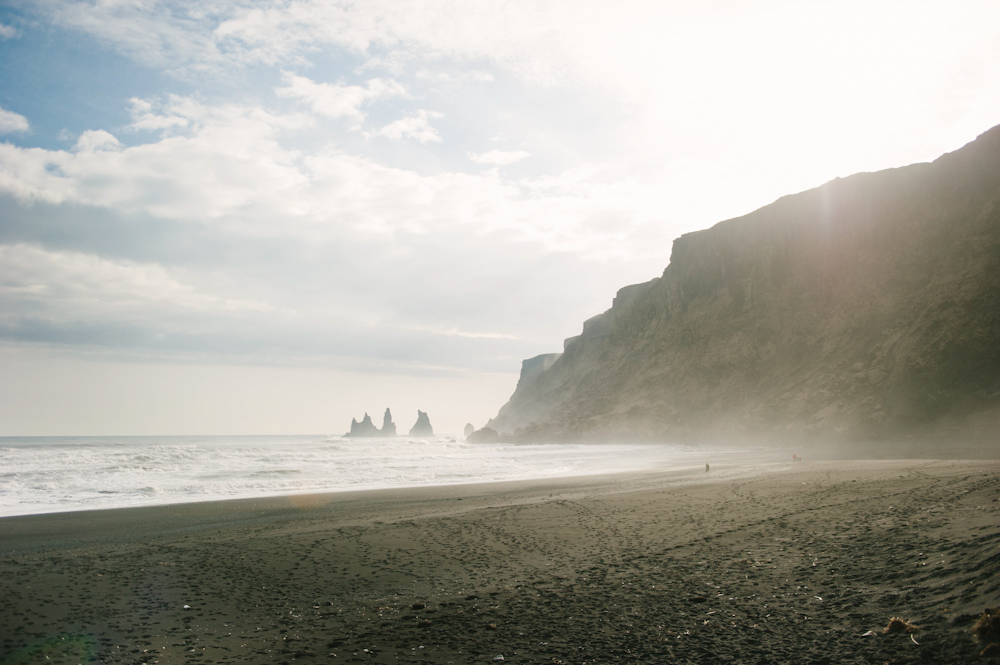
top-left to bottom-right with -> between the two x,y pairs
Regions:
489,125 -> 1000,441
489,353 -> 563,434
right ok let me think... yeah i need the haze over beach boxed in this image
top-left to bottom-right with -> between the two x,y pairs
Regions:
1,0 -> 1000,435
2,2 -> 1000,664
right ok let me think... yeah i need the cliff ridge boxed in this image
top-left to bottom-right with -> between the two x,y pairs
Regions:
489,124 -> 1000,442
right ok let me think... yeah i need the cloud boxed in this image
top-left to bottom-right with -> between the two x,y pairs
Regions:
0,91 -> 675,376
0,144 -> 74,204
73,130 -> 122,152
468,149 -> 530,166
0,23 -> 17,39
373,110 -> 442,143
0,98 -> 314,215
415,69 -> 495,84
276,72 -> 405,122
207,0 -> 597,86
30,0 -> 585,83
0,107 -> 29,134
128,97 -> 190,132
0,243 -> 276,320
0,97 -> 677,259
31,0 -> 227,74
0,235 -> 546,373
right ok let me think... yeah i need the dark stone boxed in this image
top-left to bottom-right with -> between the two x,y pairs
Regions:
463,423 -> 475,437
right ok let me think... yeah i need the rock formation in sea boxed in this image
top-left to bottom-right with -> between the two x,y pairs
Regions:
345,412 -> 380,437
488,123 -> 1000,442
464,423 -> 475,437
466,427 -> 499,443
409,411 -> 434,437
380,408 -> 397,436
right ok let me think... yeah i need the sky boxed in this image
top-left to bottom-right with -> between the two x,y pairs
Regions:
1,0 -> 999,436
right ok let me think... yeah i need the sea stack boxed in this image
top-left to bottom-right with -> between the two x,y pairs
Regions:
463,423 -> 474,437
409,411 -> 434,436
380,408 -> 397,436
346,413 -> 380,437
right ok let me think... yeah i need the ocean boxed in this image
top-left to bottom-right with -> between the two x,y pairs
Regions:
0,435 -> 708,517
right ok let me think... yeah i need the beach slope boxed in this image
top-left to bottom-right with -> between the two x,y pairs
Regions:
2,459 -> 999,664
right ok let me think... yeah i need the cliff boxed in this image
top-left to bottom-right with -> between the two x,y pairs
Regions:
488,124 -> 1000,442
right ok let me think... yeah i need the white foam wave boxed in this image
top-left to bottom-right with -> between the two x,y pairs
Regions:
0,435 -> 711,517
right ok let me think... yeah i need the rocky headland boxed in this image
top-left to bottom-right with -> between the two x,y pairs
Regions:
466,426 -> 499,444
486,124 -> 1000,443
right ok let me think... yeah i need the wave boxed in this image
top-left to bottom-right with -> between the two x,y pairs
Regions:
0,435 -> 722,517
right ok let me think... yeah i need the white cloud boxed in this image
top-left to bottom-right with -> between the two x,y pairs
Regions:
33,0 -> 226,73
32,0 -> 585,82
373,110 -> 442,143
276,72 -> 405,122
128,97 -> 190,131
0,144 -> 74,204
469,150 -> 530,166
0,106 -> 29,134
74,130 -> 122,152
0,95 -> 668,261
0,99 -> 312,215
23,2 -> 1000,195
0,23 -> 17,39
415,69 -> 495,84
0,244 -> 275,320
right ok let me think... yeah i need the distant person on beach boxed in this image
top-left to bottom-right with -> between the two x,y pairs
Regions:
706,463 -> 710,472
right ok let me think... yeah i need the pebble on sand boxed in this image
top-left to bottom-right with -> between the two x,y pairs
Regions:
973,607 -> 999,642
882,617 -> 917,635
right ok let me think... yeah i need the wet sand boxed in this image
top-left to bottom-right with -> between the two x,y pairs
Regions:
2,458 -> 999,664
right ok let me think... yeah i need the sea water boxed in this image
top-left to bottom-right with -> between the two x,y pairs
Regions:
0,435 -> 708,517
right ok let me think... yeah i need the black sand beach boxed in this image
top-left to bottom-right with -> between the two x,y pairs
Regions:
2,459 -> 999,664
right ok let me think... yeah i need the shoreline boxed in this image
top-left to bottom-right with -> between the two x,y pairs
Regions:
0,437 -> 741,521
5,436 -> 996,522
0,460 -> 762,555
2,458 -> 999,664
0,443 -> 788,522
